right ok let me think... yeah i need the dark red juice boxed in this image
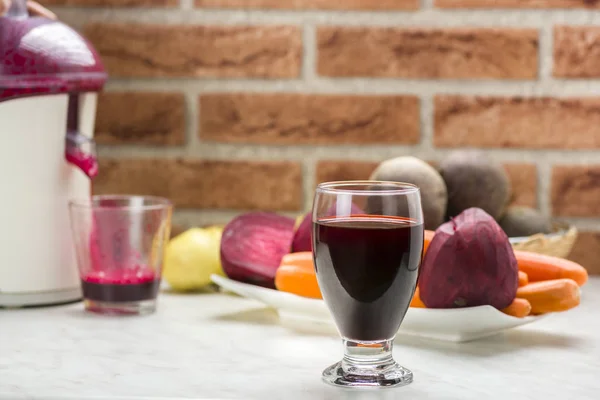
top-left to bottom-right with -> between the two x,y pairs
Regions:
314,216 -> 423,341
81,268 -> 160,303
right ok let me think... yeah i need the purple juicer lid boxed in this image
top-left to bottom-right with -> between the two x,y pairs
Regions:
0,9 -> 107,102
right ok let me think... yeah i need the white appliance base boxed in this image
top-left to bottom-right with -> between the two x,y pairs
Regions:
0,287 -> 81,308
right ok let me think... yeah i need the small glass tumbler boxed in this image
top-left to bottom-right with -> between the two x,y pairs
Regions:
69,195 -> 173,315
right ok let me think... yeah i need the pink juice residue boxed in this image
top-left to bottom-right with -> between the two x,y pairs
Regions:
83,267 -> 157,285
66,147 -> 98,179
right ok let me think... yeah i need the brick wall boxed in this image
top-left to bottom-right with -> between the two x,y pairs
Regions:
47,0 -> 600,272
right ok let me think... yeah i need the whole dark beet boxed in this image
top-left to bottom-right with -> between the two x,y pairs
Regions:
419,207 -> 518,310
499,206 -> 552,238
440,150 -> 510,220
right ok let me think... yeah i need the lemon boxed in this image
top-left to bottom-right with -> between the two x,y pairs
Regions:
294,214 -> 304,231
163,226 -> 225,291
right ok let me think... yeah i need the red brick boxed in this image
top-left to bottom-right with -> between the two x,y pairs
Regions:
95,92 -> 185,146
504,164 -> 538,208
196,0 -> 418,9
200,94 -> 420,145
552,166 -> 600,217
315,161 -> 378,185
45,0 -> 177,5
554,26 -> 600,78
436,0 -> 600,8
83,23 -> 302,78
93,158 -> 303,211
318,27 -> 538,79
435,96 -> 600,149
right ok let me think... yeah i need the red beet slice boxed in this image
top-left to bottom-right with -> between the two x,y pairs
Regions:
220,212 -> 296,288
419,207 -> 519,310
291,213 -> 312,253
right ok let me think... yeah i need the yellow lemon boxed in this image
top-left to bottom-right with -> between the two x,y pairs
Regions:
294,214 -> 304,231
163,226 -> 224,291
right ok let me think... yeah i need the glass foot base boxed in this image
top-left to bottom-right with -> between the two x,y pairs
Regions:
322,360 -> 413,389
84,299 -> 156,315
322,339 -> 413,389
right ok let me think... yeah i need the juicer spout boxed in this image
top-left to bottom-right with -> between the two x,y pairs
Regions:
5,0 -> 27,18
64,94 -> 99,179
1,0 -> 57,19
65,132 -> 99,179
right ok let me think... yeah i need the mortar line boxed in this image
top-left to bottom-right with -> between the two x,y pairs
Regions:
183,90 -> 200,154
302,24 -> 317,81
558,218 -> 600,232
96,145 -> 600,163
171,207 -> 600,231
172,210 -> 240,228
54,8 -> 600,26
419,95 -> 434,152
173,209 -> 299,227
180,0 -> 194,10
302,160 -> 317,214
422,0 -> 435,10
538,22 -> 554,81
537,161 -> 552,218
104,79 -> 600,97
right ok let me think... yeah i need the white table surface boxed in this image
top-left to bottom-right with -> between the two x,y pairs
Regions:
2,278 -> 600,400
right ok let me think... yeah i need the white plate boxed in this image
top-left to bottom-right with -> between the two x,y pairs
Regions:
211,275 -> 546,343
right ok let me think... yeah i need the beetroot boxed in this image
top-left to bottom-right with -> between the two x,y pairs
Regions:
291,213 -> 312,252
419,207 -> 519,310
220,212 -> 295,288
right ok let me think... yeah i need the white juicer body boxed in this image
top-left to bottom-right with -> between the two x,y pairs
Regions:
0,93 -> 97,307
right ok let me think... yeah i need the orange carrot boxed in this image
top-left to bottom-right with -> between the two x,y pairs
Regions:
501,298 -> 531,318
275,252 -> 321,299
516,279 -> 580,314
410,287 -> 426,308
514,250 -> 588,286
423,230 -> 435,256
518,271 -> 529,287
280,252 -> 313,269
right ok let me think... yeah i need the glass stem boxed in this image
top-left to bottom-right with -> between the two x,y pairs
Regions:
341,338 -> 396,376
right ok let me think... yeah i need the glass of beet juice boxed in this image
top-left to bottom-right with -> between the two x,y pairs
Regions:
69,196 -> 172,315
312,181 -> 424,388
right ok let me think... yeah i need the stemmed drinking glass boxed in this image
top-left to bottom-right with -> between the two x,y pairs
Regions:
312,181 -> 424,388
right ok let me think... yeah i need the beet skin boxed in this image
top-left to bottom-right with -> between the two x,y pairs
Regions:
220,212 -> 295,288
419,207 -> 519,310
291,213 -> 312,253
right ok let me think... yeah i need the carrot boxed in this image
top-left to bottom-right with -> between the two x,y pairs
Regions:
501,298 -> 531,318
516,279 -> 580,314
275,252 -> 321,299
514,250 -> 588,287
280,252 -> 313,269
423,230 -> 435,256
410,287 -> 426,308
518,271 -> 529,287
